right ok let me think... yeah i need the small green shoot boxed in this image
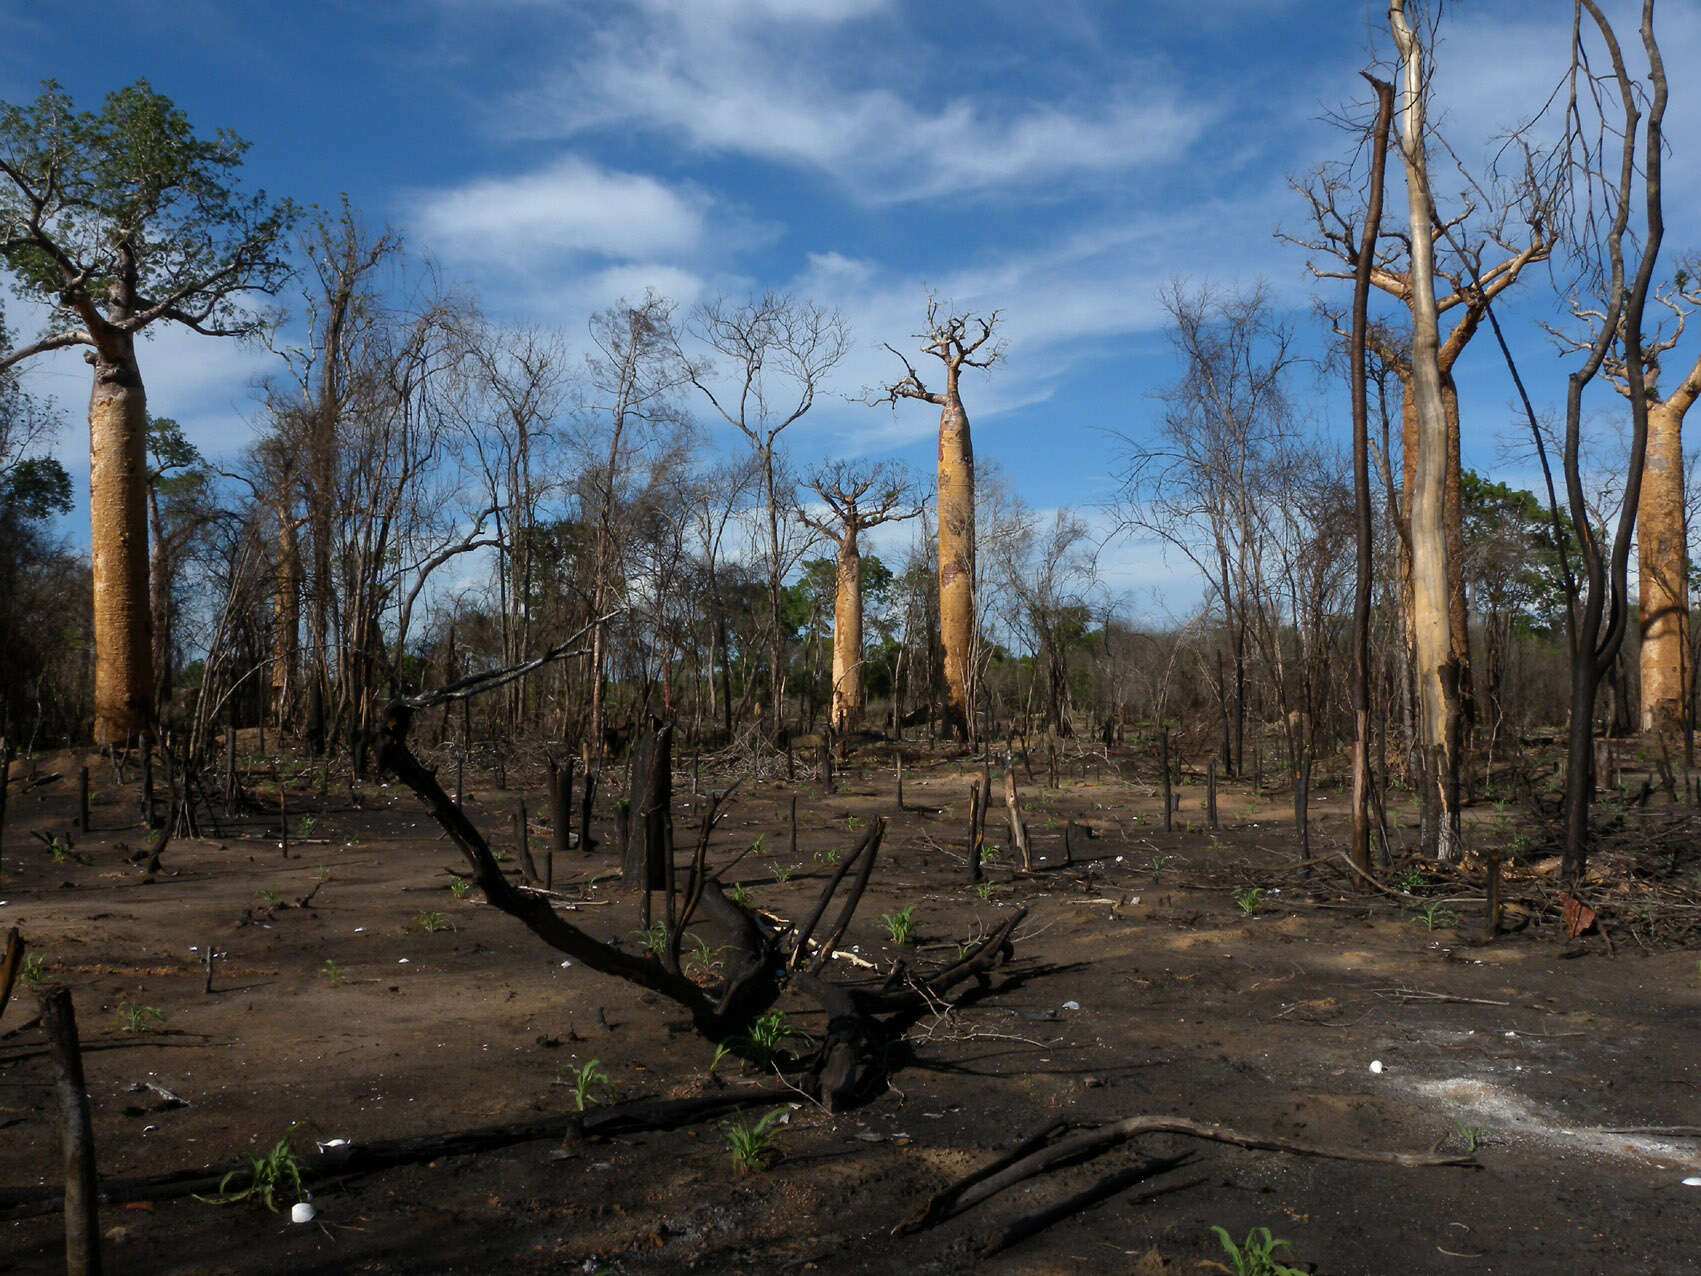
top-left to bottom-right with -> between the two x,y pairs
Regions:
558,1058 -> 615,1111
321,958 -> 346,985
735,1009 -> 813,1065
634,921 -> 669,956
1454,1119 -> 1488,1153
114,999 -> 166,1034
1232,886 -> 1265,917
812,846 -> 842,865
255,886 -> 278,904
879,905 -> 917,945
299,815 -> 317,837
773,863 -> 794,884
728,881 -> 752,908
417,910 -> 451,933
722,1107 -> 789,1172
683,934 -> 722,980
969,880 -> 999,901
20,953 -> 47,989
198,1130 -> 305,1211
1208,1225 -> 1304,1276
450,876 -> 472,899
1412,902 -> 1458,930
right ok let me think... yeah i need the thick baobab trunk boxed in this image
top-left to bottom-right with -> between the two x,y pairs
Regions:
1640,402 -> 1690,743
937,396 -> 975,743
830,527 -> 864,734
89,340 -> 153,745
1392,0 -> 1462,861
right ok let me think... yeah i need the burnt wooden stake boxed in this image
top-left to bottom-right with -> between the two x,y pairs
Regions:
579,770 -> 598,854
789,793 -> 799,861
1484,851 -> 1503,940
0,927 -> 23,1024
225,724 -> 238,813
1062,820 -> 1077,866
1047,741 -> 1058,790
1294,755 -> 1312,866
203,943 -> 215,994
0,738 -> 9,882
41,986 -> 102,1276
276,763 -> 289,859
896,754 -> 905,812
78,765 -> 89,834
515,799 -> 541,885
552,760 -> 575,855
968,781 -> 984,883
1160,729 -> 1173,833
140,742 -> 155,830
1207,759 -> 1219,829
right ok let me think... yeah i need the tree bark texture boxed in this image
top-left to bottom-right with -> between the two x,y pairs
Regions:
1391,0 -> 1463,861
88,339 -> 153,745
42,987 -> 103,1276
1639,401 -> 1691,742
938,397 -> 975,743
830,526 -> 863,733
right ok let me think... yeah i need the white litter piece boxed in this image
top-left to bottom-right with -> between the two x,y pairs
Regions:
397,958 -> 409,964
316,1138 -> 349,1153
1683,1177 -> 1701,1187
291,1201 -> 317,1223
560,960 -> 572,967
1061,1000 -> 1081,1011
1369,1060 -> 1385,1074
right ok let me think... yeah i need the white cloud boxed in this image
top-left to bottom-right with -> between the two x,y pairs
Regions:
410,154 -> 708,264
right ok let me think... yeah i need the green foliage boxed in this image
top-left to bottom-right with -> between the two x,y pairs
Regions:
199,1130 -> 305,1212
1,455 -> 71,520
722,1108 -> 789,1172
634,921 -> 669,956
1208,1225 -> 1304,1276
1454,1119 -> 1488,1153
813,846 -> 842,865
416,910 -> 450,933
1232,886 -> 1265,916
321,958 -> 345,985
19,953 -> 46,988
970,880 -> 1000,901
728,881 -> 752,908
450,876 -> 472,899
0,79 -> 296,331
682,934 -> 722,980
114,999 -> 166,1033
1460,468 -> 1580,635
879,905 -> 917,945
772,863 -> 794,884
1411,901 -> 1458,930
734,1010 -> 813,1066
559,1058 -> 615,1111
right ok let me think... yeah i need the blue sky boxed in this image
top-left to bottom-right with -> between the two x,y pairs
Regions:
3,0 -> 1696,618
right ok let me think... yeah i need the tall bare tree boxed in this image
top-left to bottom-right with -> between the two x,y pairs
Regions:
877,300 -> 1001,744
678,292 -> 850,737
0,80 -> 294,743
801,459 -> 919,734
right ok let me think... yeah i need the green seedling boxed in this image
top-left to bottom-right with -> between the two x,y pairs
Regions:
813,846 -> 842,865
709,1040 -> 735,1074
683,935 -> 723,980
1145,854 -> 1173,875
772,864 -> 794,884
1454,1119 -> 1488,1153
321,958 -> 346,985
1232,886 -> 1265,916
970,880 -> 1000,901
980,845 -> 1003,863
1396,869 -> 1428,894
450,877 -> 472,899
748,834 -> 765,856
735,1009 -> 813,1066
417,910 -> 451,933
199,1130 -> 306,1212
313,863 -> 332,881
722,1107 -> 789,1172
19,953 -> 47,989
1208,1225 -> 1304,1276
844,815 -> 863,831
1412,902 -> 1458,930
114,999 -> 166,1034
559,1058 -> 615,1111
46,834 -> 70,863
299,815 -> 317,837
634,920 -> 669,956
879,905 -> 917,945
255,887 -> 278,904
728,881 -> 752,908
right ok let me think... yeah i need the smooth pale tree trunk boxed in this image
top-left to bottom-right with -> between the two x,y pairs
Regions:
1392,0 -> 1463,861
830,527 -> 864,734
89,336 -> 153,745
937,394 -> 975,743
1640,400 -> 1692,743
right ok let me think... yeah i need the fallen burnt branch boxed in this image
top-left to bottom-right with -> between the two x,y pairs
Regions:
379,698 -> 1026,1109
0,1090 -> 792,1221
898,1112 -> 1476,1236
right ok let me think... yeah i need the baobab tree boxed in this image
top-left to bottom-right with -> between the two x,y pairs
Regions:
0,79 -> 294,743
801,459 -> 919,734
877,300 -> 1002,744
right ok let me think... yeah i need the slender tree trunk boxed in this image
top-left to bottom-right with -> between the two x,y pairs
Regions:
89,336 -> 153,745
272,496 -> 301,731
1392,0 -> 1463,861
938,394 -> 975,744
